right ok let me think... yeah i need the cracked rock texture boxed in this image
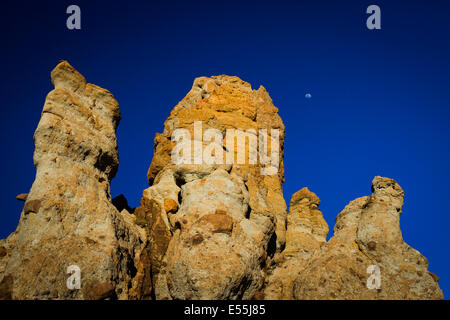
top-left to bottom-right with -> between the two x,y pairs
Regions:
263,187 -> 328,299
138,75 -> 286,299
0,63 -> 443,300
0,62 -> 149,300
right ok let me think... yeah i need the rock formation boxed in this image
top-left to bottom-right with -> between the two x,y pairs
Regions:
263,187 -> 328,299
136,75 -> 287,299
0,62 -> 150,300
264,177 -> 443,300
0,62 -> 444,300
15,193 -> 28,202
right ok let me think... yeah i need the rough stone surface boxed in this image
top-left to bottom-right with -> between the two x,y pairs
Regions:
0,64 -> 444,300
112,194 -> 134,213
264,177 -> 443,300
262,187 -> 328,299
15,193 -> 28,202
137,75 -> 286,299
0,62 -> 149,300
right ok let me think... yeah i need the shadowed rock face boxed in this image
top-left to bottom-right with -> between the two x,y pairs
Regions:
0,62 -> 150,300
264,177 -> 443,300
0,63 -> 443,300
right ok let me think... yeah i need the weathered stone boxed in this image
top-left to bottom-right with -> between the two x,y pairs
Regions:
264,177 -> 443,300
23,199 -> 42,214
144,75 -> 286,300
292,177 -> 442,299
0,61 -> 148,300
112,194 -> 134,213
0,247 -> 6,258
0,275 -> 13,300
284,187 -> 328,256
0,65 -> 444,301
85,281 -> 116,300
15,193 -> 28,202
430,272 -> 440,283
263,187 -> 328,299
199,212 -> 233,234
192,234 -> 204,245
368,241 -> 377,250
164,199 -> 178,214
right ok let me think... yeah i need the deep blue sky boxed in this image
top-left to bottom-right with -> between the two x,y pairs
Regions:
1,0 -> 449,297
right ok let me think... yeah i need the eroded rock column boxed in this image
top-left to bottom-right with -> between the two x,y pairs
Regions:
0,62 -> 149,300
266,176 -> 443,300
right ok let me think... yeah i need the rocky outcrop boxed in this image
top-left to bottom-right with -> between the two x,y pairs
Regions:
0,63 -> 443,300
264,177 -> 443,300
137,75 -> 287,299
263,187 -> 328,299
0,62 -> 149,300
15,193 -> 28,202
283,187 -> 328,256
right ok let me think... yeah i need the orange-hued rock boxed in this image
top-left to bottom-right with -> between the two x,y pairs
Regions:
137,75 -> 287,299
0,63 -> 443,300
198,212 -> 234,234
0,62 -> 149,300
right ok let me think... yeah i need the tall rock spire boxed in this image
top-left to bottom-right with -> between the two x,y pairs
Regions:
264,177 -> 443,300
0,64 -> 443,300
0,62 -> 149,300
136,75 -> 287,299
